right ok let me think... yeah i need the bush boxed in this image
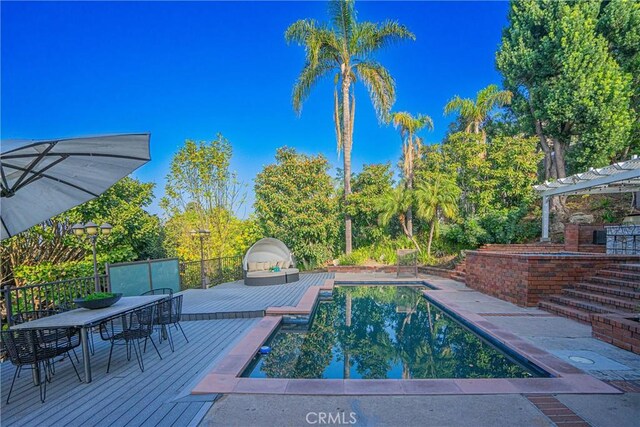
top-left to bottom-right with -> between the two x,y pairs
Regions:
13,261 -> 97,286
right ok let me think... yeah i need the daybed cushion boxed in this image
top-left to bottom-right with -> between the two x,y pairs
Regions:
246,270 -> 285,278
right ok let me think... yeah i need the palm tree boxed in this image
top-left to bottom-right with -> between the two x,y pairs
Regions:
390,111 -> 433,238
377,186 -> 421,252
285,0 -> 415,254
415,174 -> 460,257
443,84 -> 512,143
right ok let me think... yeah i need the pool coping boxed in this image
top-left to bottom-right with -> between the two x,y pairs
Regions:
191,279 -> 621,396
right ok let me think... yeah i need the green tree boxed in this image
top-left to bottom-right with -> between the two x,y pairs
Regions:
497,0 -> 633,179
348,163 -> 395,247
597,0 -> 640,153
285,0 -> 415,254
254,147 -> 339,268
161,135 -> 246,259
1,177 -> 164,286
390,111 -> 434,236
377,186 -> 416,250
443,84 -> 512,144
415,174 -> 460,257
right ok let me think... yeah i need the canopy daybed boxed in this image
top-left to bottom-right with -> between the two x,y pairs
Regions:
242,238 -> 299,286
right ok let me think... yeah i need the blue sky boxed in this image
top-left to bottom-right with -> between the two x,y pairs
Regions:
1,1 -> 509,218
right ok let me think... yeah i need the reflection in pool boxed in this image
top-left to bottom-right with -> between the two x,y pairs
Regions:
243,286 -> 544,379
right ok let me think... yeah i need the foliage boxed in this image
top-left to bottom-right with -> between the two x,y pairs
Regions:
347,163 -> 395,247
83,292 -> 116,301
161,135 -> 248,259
444,84 -> 512,142
496,0 -> 634,178
285,0 -> 415,253
255,147 -> 339,269
1,177 -> 164,286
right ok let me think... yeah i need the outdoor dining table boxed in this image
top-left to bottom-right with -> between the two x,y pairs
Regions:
11,295 -> 166,383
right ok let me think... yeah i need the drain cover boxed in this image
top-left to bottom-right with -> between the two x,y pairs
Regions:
568,355 -> 595,364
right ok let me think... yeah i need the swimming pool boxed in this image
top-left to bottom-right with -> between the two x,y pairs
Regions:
243,285 -> 548,379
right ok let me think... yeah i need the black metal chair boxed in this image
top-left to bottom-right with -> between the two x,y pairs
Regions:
11,310 -> 81,366
141,288 -> 174,296
1,327 -> 82,403
99,305 -> 162,373
153,295 -> 188,352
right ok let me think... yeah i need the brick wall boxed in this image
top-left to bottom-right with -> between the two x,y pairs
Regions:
478,243 -> 565,253
592,313 -> 640,355
465,251 -> 640,307
564,223 -> 611,253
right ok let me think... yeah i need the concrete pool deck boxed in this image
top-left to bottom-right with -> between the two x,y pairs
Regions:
196,272 -> 640,426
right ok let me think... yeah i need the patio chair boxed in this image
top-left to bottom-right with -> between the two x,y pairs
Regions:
11,310 -> 81,366
99,305 -> 162,373
1,327 -> 82,404
153,295 -> 188,352
141,288 -> 174,296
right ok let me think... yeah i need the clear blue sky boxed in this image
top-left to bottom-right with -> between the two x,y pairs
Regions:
1,1 -> 509,218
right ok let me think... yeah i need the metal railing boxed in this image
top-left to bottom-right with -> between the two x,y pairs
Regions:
179,256 -> 243,289
1,275 -> 109,329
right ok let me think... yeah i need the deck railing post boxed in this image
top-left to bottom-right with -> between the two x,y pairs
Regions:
3,285 -> 14,326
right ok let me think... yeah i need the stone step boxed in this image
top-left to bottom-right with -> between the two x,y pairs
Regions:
573,282 -> 640,301
611,264 -> 640,273
538,300 -> 591,324
590,276 -> 640,291
563,288 -> 638,311
548,295 -> 619,315
597,268 -> 640,281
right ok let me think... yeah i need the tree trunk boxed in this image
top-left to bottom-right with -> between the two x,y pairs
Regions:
552,137 -> 567,179
405,134 -> 414,238
427,220 -> 435,257
342,73 -> 353,254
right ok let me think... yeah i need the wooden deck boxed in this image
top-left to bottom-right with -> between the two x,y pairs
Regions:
0,273 -> 334,426
0,318 -> 258,426
180,272 -> 334,318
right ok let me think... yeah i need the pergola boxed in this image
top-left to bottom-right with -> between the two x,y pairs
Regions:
534,157 -> 640,241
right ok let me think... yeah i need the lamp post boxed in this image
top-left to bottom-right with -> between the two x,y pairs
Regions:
190,229 -> 210,289
72,221 -> 112,292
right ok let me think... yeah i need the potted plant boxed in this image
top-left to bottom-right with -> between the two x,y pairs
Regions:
74,292 -> 123,309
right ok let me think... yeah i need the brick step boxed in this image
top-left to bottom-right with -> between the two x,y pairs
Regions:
547,295 -> 619,315
573,282 -> 640,301
590,276 -> 640,291
596,269 -> 640,281
563,288 -> 638,311
538,300 -> 591,324
611,264 -> 640,273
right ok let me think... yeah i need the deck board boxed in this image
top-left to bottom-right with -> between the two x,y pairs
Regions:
180,273 -> 333,315
0,318 -> 257,426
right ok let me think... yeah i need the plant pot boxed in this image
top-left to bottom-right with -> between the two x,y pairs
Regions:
74,293 -> 123,310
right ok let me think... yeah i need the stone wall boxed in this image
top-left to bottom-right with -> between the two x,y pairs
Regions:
465,251 -> 640,307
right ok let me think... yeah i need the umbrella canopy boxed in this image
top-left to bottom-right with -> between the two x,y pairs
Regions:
0,133 -> 151,240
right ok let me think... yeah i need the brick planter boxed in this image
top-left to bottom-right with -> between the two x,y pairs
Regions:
465,251 -> 640,307
592,313 -> 640,354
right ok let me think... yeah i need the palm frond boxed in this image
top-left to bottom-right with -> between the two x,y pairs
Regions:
355,60 -> 396,122
352,20 -> 415,56
292,61 -> 335,115
285,19 -> 318,45
328,0 -> 356,51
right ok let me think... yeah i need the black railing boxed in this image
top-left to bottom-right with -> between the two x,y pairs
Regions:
1,275 -> 108,329
179,256 -> 243,289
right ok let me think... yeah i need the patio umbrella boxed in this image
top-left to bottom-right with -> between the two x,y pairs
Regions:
0,133 -> 151,240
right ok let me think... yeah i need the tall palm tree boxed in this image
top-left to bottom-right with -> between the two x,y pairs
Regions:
390,111 -> 433,237
285,0 -> 415,254
415,174 -> 460,257
443,84 -> 512,143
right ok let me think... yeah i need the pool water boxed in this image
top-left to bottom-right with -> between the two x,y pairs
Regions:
243,286 -> 545,379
